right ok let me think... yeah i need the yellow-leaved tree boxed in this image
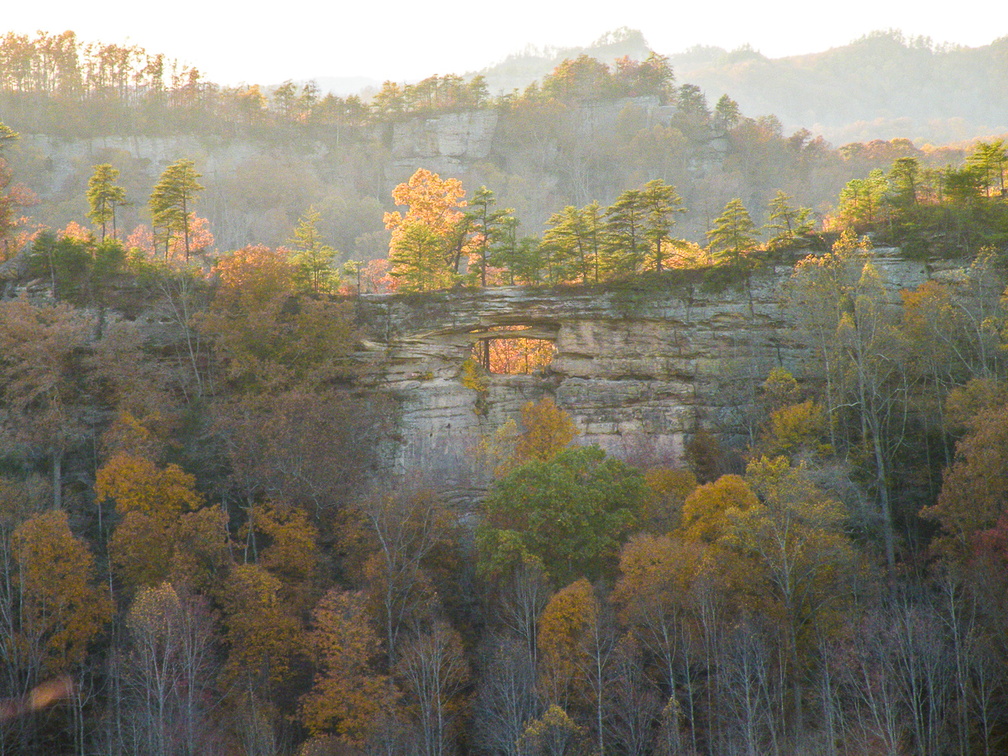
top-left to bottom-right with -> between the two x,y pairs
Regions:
384,168 -> 468,292
10,510 -> 113,679
537,578 -> 597,708
96,452 -> 203,590
678,474 -> 759,544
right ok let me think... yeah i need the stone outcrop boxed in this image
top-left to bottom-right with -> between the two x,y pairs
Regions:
354,266 -> 793,497
391,111 -> 499,173
350,250 -> 956,499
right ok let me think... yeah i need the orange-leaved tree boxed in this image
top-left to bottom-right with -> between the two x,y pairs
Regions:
300,588 -> 396,745
384,168 -> 468,292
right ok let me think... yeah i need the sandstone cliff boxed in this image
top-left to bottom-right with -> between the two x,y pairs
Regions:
351,251 -> 937,498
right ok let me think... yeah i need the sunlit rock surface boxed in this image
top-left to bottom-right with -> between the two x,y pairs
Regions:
354,267 -> 794,495
351,251 -> 961,497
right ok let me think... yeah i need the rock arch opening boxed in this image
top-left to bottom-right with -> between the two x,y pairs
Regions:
469,325 -> 557,375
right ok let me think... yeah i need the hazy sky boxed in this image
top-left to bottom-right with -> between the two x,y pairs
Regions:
8,0 -> 1005,87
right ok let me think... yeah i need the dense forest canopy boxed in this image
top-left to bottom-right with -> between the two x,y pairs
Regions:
2,24 -> 1008,756
0,27 -> 1001,259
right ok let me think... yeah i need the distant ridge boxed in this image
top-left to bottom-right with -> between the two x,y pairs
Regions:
472,27 -> 653,95
473,28 -> 1008,144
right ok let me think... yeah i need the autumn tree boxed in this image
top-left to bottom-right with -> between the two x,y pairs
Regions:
0,297 -> 94,509
357,488 -> 458,660
0,121 -> 35,260
613,534 -> 708,752
542,55 -> 613,102
517,704 -> 590,756
117,583 -> 219,756
95,452 -> 204,590
149,158 -> 203,261
395,621 -> 470,756
734,456 -> 857,733
384,168 -> 468,292
200,244 -> 357,393
678,474 -> 760,544
479,397 -> 579,479
300,588 -> 396,746
86,163 -> 127,241
514,397 -> 579,467
240,501 -> 321,616
641,467 -> 697,533
537,579 -> 616,753
6,510 -> 113,682
923,400 -> 1008,565
539,580 -> 596,706
219,563 -> 303,707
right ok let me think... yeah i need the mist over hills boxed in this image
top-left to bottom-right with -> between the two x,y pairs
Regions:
287,27 -> 1007,144
469,27 -> 1007,144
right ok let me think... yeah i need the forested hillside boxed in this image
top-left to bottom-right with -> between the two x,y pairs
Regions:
0,29 -> 992,259
478,29 -> 1008,145
2,25 -> 1008,756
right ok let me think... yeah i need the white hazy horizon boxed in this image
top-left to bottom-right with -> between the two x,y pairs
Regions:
8,0 -> 1005,88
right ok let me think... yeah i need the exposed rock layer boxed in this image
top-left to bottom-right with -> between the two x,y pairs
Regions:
352,252 -> 935,496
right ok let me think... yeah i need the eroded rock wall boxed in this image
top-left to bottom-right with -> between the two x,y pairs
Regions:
350,250 -> 952,498
353,267 -> 796,496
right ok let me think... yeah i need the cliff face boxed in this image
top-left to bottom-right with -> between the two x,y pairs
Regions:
350,251 -> 947,498
342,256 -> 887,496
391,111 -> 499,174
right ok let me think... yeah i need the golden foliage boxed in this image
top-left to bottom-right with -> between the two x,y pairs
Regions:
384,168 -> 466,238
460,357 -> 489,393
109,510 -> 175,589
537,578 -> 597,705
762,366 -> 799,410
170,504 -> 231,596
300,589 -> 395,744
383,168 -> 469,292
220,563 -> 303,693
514,397 -> 579,466
613,533 -> 706,623
95,452 -> 202,522
126,582 -> 183,639
678,474 -> 759,543
11,510 -> 113,676
642,467 -> 697,533
518,703 -> 589,756
242,502 -> 321,616
759,400 -> 829,459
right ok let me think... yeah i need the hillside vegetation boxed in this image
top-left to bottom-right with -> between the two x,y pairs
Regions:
2,26 -> 1008,756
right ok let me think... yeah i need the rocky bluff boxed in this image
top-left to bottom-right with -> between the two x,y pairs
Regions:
351,252 -> 932,498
